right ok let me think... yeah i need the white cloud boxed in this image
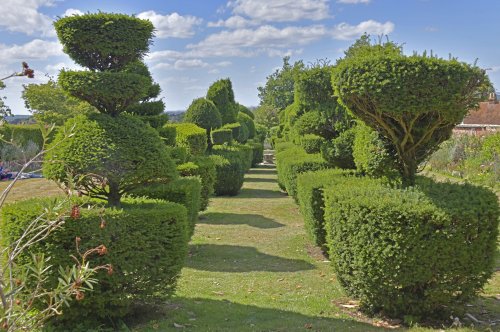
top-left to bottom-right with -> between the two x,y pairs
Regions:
174,59 -> 209,70
146,50 -> 186,62
0,0 -> 56,36
187,25 -> 328,57
137,11 -> 202,38
208,15 -> 257,29
337,0 -> 370,3
230,0 -> 330,22
331,20 -> 394,40
0,39 -> 63,64
215,61 -> 232,67
62,8 -> 84,17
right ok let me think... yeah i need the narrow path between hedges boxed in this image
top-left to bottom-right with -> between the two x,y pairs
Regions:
132,164 -> 388,331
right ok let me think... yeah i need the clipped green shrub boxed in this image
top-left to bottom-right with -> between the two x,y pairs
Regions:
184,97 -> 222,132
275,141 -> 296,153
54,13 -> 154,71
158,124 -> 177,146
166,146 -> 188,165
300,134 -> 324,153
43,114 -> 177,206
211,128 -> 233,145
246,140 -> 264,167
296,169 -> 356,248
321,127 -> 356,169
276,146 -> 329,199
210,147 -> 246,196
131,177 -> 201,237
234,144 -> 253,171
237,111 -> 255,139
254,123 -> 267,143
206,78 -> 238,124
166,123 -> 207,156
353,123 -> 396,178
177,156 -> 216,211
1,197 -> 189,324
0,124 -> 45,150
222,122 -> 241,140
236,121 -> 249,143
238,103 -> 254,119
293,111 -> 331,139
323,177 -> 499,319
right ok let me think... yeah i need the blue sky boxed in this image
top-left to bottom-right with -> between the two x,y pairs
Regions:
1,0 -> 500,114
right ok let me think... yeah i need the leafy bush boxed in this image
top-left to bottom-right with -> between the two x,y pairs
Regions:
238,103 -> 254,119
43,114 -> 177,206
131,177 -> 201,237
246,140 -> 264,166
320,127 -> 356,169
166,146 -> 188,165
1,197 -> 189,325
276,146 -> 329,200
158,124 -> 177,146
222,122 -> 241,141
0,124 -> 45,150
275,141 -> 296,153
297,169 -> 356,248
254,123 -> 267,143
211,128 -> 233,145
237,111 -> 256,139
300,134 -> 324,154
323,177 -> 499,319
236,121 -> 249,143
54,13 -> 154,71
293,111 -> 331,139
184,97 -> 222,132
206,78 -> 238,124
210,147 -> 245,196
166,123 -> 208,156
353,123 -> 397,178
177,156 -> 216,211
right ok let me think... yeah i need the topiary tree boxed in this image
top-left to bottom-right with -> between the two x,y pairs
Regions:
237,111 -> 255,139
237,103 -> 254,119
206,78 -> 238,124
184,97 -> 222,147
50,12 -> 177,206
333,38 -> 489,185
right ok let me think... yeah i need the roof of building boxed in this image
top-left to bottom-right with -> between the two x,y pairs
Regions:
462,101 -> 500,126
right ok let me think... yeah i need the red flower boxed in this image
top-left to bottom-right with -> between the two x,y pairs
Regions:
70,205 -> 81,219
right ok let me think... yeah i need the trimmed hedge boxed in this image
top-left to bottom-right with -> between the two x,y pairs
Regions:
296,169 -> 356,249
184,97 -> 222,132
323,177 -> 499,319
222,122 -> 241,141
320,127 -> 356,169
177,156 -> 216,211
246,140 -> 264,167
158,125 -> 177,146
276,146 -> 329,199
0,124 -> 45,150
211,128 -> 233,145
131,177 -> 201,237
300,134 -> 324,154
210,146 -> 246,196
1,197 -> 189,324
274,141 -> 296,154
164,123 -> 207,156
166,146 -> 187,165
237,111 -> 256,139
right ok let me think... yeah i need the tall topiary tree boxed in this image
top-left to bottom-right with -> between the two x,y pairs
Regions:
206,78 -> 238,124
333,38 -> 489,184
184,97 -> 222,147
47,13 -> 177,206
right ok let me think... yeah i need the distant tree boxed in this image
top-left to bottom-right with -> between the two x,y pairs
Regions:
257,56 -> 304,110
333,37 -> 489,185
1,62 -> 35,119
22,79 -> 96,125
254,104 -> 279,129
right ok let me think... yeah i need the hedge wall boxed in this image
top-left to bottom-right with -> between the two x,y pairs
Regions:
177,156 -> 216,211
163,123 -> 207,156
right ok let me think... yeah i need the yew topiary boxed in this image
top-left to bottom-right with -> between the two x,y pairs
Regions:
207,78 -> 238,124
184,97 -> 222,138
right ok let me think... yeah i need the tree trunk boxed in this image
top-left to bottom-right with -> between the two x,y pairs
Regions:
107,180 -> 121,207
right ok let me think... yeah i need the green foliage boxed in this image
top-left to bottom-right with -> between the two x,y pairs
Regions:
54,13 -> 154,71
323,177 -> 499,319
158,125 -> 177,146
258,56 -> 304,110
177,156 -> 216,211
320,127 -> 356,169
246,140 -> 264,167
43,114 -> 177,206
58,70 -> 150,116
206,78 -> 238,124
254,104 -> 279,129
210,146 -> 247,196
184,98 -> 222,132
22,80 -> 96,125
300,134 -> 324,154
211,128 -> 233,145
139,113 -> 169,129
166,123 -> 208,156
222,122 -> 241,141
166,146 -> 188,165
236,121 -> 249,144
237,103 -> 254,119
333,38 -> 489,184
293,111 -> 333,140
237,111 -> 255,139
0,124 -> 45,150
353,122 -> 397,178
254,123 -> 267,143
131,177 -> 201,237
296,169 -> 356,248
1,197 -> 189,324
276,146 -> 329,200
274,141 -> 296,154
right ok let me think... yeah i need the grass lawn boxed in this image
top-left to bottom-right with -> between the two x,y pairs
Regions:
1,169 -> 498,331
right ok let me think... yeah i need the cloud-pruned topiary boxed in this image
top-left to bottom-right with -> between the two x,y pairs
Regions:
184,97 -> 222,135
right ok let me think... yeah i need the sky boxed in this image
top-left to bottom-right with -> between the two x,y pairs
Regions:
1,0 -> 500,115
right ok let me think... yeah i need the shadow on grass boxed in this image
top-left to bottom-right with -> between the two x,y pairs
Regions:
247,168 -> 277,175
201,212 -> 284,229
238,188 -> 286,199
127,297 -> 386,332
186,244 -> 315,272
243,177 -> 277,183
